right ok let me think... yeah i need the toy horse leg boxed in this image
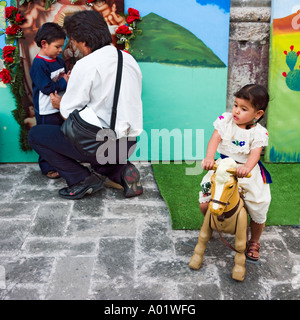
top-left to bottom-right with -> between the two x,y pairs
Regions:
232,207 -> 248,281
189,210 -> 212,270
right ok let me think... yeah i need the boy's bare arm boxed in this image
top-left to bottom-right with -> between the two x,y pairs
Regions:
50,91 -> 61,110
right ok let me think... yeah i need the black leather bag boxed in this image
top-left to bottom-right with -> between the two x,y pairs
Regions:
61,49 -> 123,157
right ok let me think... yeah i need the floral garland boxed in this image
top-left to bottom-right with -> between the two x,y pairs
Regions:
115,7 -> 142,53
0,5 -> 30,150
0,6 -> 24,84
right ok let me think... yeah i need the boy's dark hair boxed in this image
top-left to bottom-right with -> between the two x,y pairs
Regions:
34,22 -> 66,47
234,84 -> 269,112
63,11 -> 112,52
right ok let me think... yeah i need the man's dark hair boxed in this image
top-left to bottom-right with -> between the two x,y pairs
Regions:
34,22 -> 66,48
63,11 -> 112,52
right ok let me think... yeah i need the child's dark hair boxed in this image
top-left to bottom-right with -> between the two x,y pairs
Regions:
34,23 -> 66,48
234,84 -> 269,112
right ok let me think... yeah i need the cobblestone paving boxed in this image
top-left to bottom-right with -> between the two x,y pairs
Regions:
0,162 -> 299,300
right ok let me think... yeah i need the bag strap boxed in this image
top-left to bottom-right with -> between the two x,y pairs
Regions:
110,49 -> 123,131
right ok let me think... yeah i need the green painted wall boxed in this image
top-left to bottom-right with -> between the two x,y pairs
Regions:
0,86 -> 38,162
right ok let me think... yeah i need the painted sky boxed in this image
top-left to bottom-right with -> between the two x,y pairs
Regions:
271,0 -> 300,20
0,0 -> 9,49
125,0 -> 230,65
196,0 -> 230,13
1,0 -> 230,64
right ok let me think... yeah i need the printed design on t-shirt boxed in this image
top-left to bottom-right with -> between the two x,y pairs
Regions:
232,140 -> 245,147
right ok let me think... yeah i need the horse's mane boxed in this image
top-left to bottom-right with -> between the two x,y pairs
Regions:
215,158 -> 237,184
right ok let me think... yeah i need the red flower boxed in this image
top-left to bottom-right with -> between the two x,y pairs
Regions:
127,16 -> 139,24
128,8 -> 140,17
116,25 -> 132,35
86,0 -> 95,3
4,6 -> 18,19
15,13 -> 25,24
5,24 -> 21,36
0,68 -> 12,84
4,56 -> 14,64
3,46 -> 16,58
126,8 -> 140,24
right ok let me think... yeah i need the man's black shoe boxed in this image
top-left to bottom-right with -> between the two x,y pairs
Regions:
59,173 -> 104,199
121,164 -> 143,198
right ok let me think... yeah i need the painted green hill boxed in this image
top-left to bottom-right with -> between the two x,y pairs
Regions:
130,12 -> 225,68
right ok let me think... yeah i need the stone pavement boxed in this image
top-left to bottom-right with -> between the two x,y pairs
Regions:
0,162 -> 299,300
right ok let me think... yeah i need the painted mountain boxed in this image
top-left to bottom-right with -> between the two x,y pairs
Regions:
273,10 -> 300,35
130,12 -> 226,68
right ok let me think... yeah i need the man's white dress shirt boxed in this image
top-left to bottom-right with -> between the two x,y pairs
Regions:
60,45 -> 143,139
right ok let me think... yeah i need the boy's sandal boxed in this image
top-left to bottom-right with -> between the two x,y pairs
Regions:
46,170 -> 60,179
245,240 -> 260,261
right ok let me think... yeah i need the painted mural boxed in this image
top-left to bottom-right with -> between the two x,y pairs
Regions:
265,0 -> 300,163
126,0 -> 230,161
0,0 -> 230,162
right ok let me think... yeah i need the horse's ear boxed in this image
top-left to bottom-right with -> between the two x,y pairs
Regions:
226,168 -> 237,175
226,168 -> 252,178
212,164 -> 218,171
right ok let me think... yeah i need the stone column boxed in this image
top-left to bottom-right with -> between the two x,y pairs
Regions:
226,0 -> 271,128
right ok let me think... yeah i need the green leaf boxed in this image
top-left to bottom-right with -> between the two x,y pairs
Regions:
19,84 -> 24,96
5,36 -> 16,45
14,55 -> 20,64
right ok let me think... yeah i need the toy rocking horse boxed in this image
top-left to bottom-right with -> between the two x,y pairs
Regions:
189,157 -> 251,281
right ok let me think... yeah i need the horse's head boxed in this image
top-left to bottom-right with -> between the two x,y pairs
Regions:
208,158 -> 246,217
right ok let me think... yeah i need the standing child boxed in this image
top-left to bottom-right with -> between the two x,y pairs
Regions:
30,22 -> 70,179
199,84 -> 272,261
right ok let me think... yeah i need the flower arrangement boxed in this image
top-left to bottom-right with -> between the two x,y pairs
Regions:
0,67 -> 11,84
115,8 -> 142,53
0,6 -> 24,84
0,5 -> 28,149
0,45 -> 16,84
